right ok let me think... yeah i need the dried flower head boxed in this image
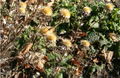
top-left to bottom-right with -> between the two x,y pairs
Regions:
19,2 -> 27,8
41,6 -> 53,16
60,8 -> 71,18
80,40 -> 90,47
46,33 -> 57,42
106,3 -> 114,11
83,6 -> 92,14
109,33 -> 118,42
62,39 -> 72,47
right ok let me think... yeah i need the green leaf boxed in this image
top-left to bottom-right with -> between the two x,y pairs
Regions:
47,52 -> 61,60
85,32 -> 100,43
56,73 -> 63,78
45,68 -> 53,76
89,16 -> 99,28
91,22 -> 99,28
60,55 -> 72,65
115,42 -> 120,57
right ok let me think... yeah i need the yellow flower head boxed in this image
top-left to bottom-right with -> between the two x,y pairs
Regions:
40,27 -> 55,35
106,3 -> 114,11
19,7 -> 26,13
41,6 -> 53,16
60,8 -> 71,19
62,39 -> 72,47
83,6 -> 92,14
19,2 -> 27,8
46,33 -> 57,42
80,40 -> 90,47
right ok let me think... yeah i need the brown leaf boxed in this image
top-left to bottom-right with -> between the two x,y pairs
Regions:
100,50 -> 113,63
27,0 -> 37,4
55,67 -> 61,73
35,65 -> 44,72
19,43 -> 33,56
71,58 -> 81,66
77,50 -> 85,58
93,58 -> 99,63
74,66 -> 83,76
43,56 -> 49,61
106,51 -> 113,63
24,64 -> 31,69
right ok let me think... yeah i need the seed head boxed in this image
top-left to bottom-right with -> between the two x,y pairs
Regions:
41,6 -> 53,16
80,40 -> 90,47
83,6 -> 92,14
46,33 -> 57,42
60,8 -> 71,19
62,39 -> 72,47
19,7 -> 26,13
106,3 -> 114,11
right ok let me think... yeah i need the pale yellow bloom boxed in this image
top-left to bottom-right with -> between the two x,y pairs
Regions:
80,40 -> 90,47
60,8 -> 71,18
39,27 -> 55,35
19,2 -> 27,8
41,6 -> 53,16
62,39 -> 72,47
106,3 -> 114,11
19,7 -> 26,13
40,27 -> 51,34
46,33 -> 57,42
83,6 -> 92,14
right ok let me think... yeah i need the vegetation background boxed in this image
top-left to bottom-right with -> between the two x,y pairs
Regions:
0,0 -> 120,78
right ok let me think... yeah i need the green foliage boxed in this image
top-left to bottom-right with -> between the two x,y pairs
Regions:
1,0 -> 120,78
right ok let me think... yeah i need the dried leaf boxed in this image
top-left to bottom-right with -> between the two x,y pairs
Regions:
74,66 -> 83,76
19,43 -> 33,56
93,58 -> 99,63
106,51 -> 113,63
100,50 -> 113,63
24,64 -> 31,69
71,58 -> 81,66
